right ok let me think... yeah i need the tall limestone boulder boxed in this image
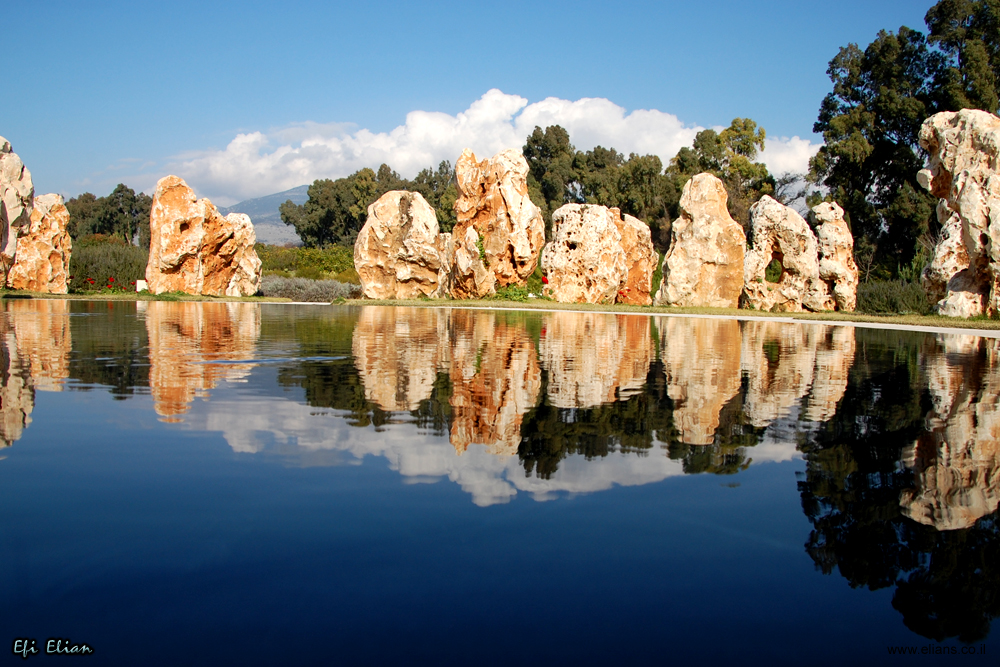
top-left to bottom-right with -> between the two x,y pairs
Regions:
812,202 -> 859,311
917,109 -> 1000,318
451,148 -> 545,298
743,195 -> 828,312
355,191 -> 452,299
542,204 -> 627,304
146,175 -> 262,296
655,173 -> 745,307
7,194 -> 72,293
0,137 -> 34,281
614,209 -> 656,305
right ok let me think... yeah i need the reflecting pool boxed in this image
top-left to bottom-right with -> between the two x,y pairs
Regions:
1,300 -> 998,664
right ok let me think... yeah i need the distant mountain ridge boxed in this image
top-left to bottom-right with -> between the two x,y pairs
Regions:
220,185 -> 309,245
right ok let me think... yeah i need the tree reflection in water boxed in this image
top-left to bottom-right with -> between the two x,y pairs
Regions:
1,301 -> 998,641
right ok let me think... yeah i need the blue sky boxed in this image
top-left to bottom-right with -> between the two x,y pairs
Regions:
4,0 -> 931,205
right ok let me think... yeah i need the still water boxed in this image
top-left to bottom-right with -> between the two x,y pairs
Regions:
0,300 -> 997,664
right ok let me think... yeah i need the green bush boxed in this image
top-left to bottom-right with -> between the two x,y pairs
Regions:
69,243 -> 148,292
489,284 -> 530,302
856,280 -> 932,315
255,244 -> 355,279
258,275 -> 360,302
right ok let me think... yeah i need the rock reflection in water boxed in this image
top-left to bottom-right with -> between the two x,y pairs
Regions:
540,312 -> 651,409
6,299 -> 71,392
143,301 -> 261,422
900,334 -> 1000,530
0,311 -> 33,446
656,316 -> 741,445
448,309 -> 540,455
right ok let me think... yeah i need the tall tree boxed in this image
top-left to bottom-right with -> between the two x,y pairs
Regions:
65,185 -> 151,247
523,125 -> 581,230
926,0 -> 1000,113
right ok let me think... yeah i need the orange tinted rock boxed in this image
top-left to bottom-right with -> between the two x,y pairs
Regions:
918,110 -> 1000,318
6,299 -> 71,392
656,173 -> 745,307
7,194 -> 72,293
355,191 -> 453,299
146,176 -> 262,296
451,148 -> 545,298
615,210 -> 656,305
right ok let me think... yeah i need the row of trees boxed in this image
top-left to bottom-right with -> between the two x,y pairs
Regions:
282,117 -> 778,253
65,185 -> 152,248
809,0 -> 1000,277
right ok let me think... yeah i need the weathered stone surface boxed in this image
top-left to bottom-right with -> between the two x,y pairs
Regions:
542,204 -> 627,304
615,211 -> 656,305
743,195 -> 828,312
812,202 -> 860,311
449,310 -> 540,456
0,137 -> 34,280
6,194 -> 72,293
540,312 -> 652,409
351,306 -> 449,411
451,148 -> 545,298
801,326 -> 856,423
146,176 -> 262,296
899,335 -> 1000,530
740,321 -> 819,428
143,301 -> 261,421
657,317 -> 742,445
355,191 -> 453,299
656,173 -> 745,307
917,109 -> 1000,318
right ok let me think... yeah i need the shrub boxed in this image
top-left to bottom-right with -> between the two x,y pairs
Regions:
69,243 -> 148,293
255,244 -> 355,279
856,280 -> 932,315
258,275 -> 360,302
489,284 -> 530,302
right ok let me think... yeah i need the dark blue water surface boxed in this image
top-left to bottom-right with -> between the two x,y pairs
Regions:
1,300 -> 997,665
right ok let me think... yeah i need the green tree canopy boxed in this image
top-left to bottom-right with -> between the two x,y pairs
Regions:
809,0 -> 1000,278
65,184 -> 152,248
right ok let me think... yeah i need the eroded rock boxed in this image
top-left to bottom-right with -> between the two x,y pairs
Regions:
656,173 -> 745,307
7,300 -> 71,392
918,109 -> 1000,318
0,137 -> 34,280
7,194 -> 72,293
146,176 -> 262,296
542,204 -> 627,304
355,191 -> 453,299
812,202 -> 859,311
743,196 -> 828,312
451,148 -> 545,298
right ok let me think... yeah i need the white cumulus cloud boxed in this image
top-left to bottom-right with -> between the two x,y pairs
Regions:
163,89 -> 822,206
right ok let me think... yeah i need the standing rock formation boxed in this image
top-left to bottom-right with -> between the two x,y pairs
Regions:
615,210 -> 657,305
0,137 -> 34,280
917,109 -> 1000,318
355,191 -> 453,299
542,204 -> 655,305
812,202 -> 859,311
6,194 -> 72,293
656,173 -> 745,307
543,204 -> 627,304
743,195 -> 828,312
451,148 -> 545,298
146,176 -> 262,296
